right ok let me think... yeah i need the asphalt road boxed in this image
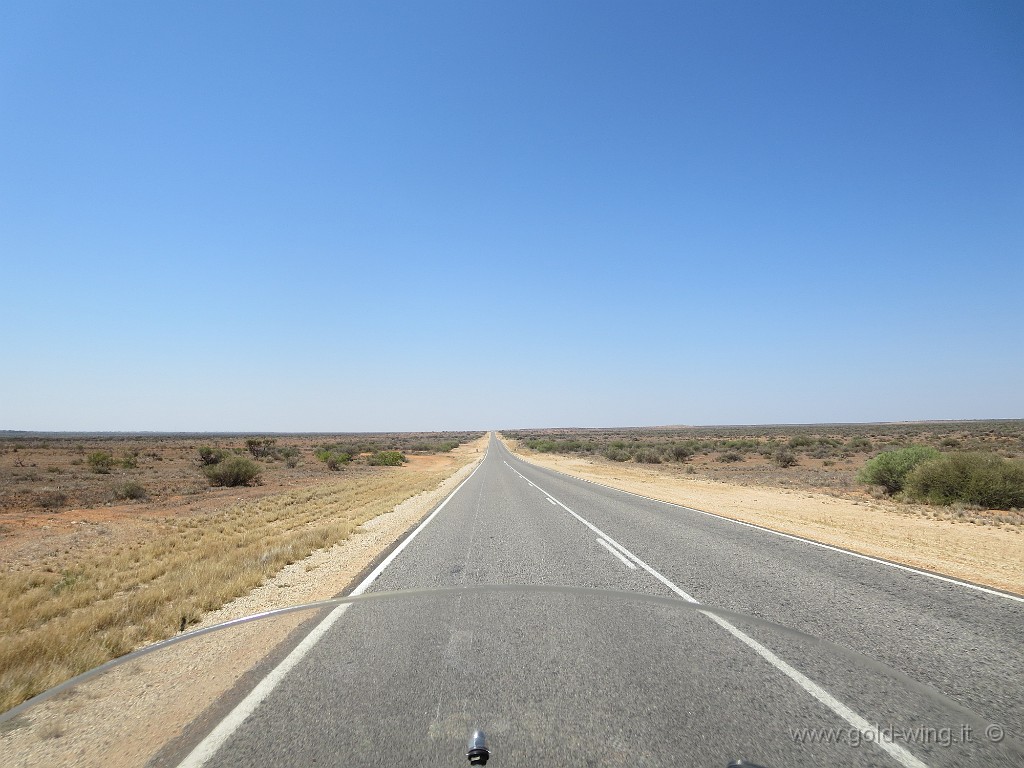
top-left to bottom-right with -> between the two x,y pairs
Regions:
174,435 -> 1024,767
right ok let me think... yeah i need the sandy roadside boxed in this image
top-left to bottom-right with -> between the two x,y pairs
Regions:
0,436 -> 489,768
499,437 -> 1024,598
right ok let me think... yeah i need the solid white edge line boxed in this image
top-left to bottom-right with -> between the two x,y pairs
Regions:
705,613 -> 926,768
175,454 -> 487,768
504,457 -> 928,768
596,537 -> 636,569
508,454 -> 1023,604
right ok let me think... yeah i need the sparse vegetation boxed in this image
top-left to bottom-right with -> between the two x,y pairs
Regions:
0,431 -> 483,514
279,446 -> 300,467
0,457 -> 479,714
86,452 -> 115,474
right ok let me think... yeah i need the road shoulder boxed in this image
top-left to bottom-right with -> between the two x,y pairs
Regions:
500,437 -> 1024,597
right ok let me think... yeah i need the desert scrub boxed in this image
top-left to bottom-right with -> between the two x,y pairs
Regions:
857,445 -> 940,495
245,437 -> 277,459
604,447 -> 631,462
315,449 -> 352,471
904,452 -> 1024,510
112,480 -> 147,501
634,448 -> 663,464
368,450 -> 406,466
773,449 -> 798,468
203,456 -> 262,487
87,451 -> 115,474
197,446 -> 229,466
35,491 -> 68,510
0,459 -> 475,714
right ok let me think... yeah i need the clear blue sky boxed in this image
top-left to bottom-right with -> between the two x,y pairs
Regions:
1,1 -> 1021,431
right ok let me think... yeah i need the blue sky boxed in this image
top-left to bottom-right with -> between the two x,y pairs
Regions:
1,1 -> 1021,431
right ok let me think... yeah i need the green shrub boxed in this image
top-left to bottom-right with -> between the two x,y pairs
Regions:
671,445 -> 694,462
245,438 -> 277,459
112,481 -> 147,501
604,447 -> 630,462
120,451 -> 139,469
718,451 -> 743,463
87,452 -> 115,474
634,448 -> 662,464
857,445 -> 940,494
904,452 -> 1024,510
773,449 -> 798,468
410,439 -> 460,453
368,450 -> 406,466
198,446 -> 228,466
846,437 -> 873,453
315,449 -> 352,470
203,456 -> 263,487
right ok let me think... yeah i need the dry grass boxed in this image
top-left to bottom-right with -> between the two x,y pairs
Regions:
0,457 -> 477,714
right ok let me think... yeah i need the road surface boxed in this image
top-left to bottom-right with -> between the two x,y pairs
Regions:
170,434 -> 1024,767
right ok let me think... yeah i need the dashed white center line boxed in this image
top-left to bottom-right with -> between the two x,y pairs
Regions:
597,537 -> 636,569
546,497 -> 556,505
502,457 -> 927,768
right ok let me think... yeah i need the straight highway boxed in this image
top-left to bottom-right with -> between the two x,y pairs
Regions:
173,434 -> 1024,767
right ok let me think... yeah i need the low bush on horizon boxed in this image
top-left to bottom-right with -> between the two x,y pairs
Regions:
245,437 -> 277,459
